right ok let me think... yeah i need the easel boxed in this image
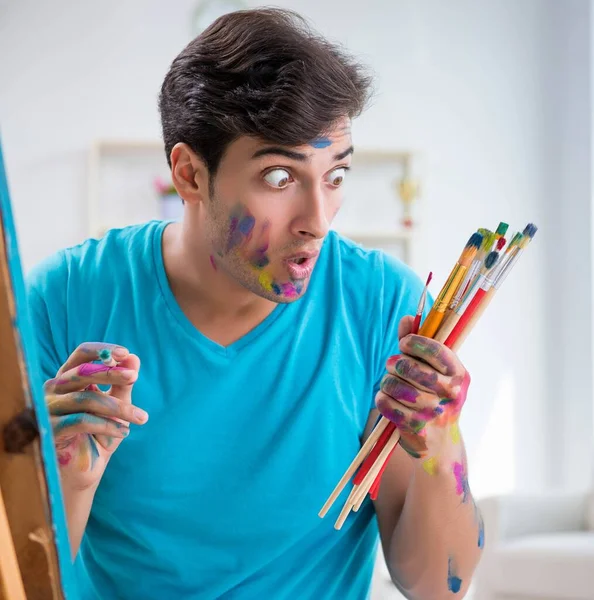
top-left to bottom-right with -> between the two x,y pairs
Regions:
0,138 -> 76,598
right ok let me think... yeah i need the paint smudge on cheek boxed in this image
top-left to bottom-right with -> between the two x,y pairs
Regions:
250,220 -> 270,269
209,255 -> 217,271
225,207 -> 256,253
453,461 -> 470,502
447,557 -> 463,593
281,281 -> 303,299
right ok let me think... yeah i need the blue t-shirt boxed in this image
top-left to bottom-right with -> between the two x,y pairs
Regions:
27,221 -> 428,600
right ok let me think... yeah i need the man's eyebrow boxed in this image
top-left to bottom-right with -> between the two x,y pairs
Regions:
251,145 -> 355,162
334,145 -> 354,161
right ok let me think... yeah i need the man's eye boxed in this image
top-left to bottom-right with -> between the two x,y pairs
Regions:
327,167 -> 348,187
264,169 -> 292,189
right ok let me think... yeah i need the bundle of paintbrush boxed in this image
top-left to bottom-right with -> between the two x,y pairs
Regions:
319,221 -> 537,530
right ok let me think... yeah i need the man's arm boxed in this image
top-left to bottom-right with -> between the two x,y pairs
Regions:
62,484 -> 97,558
367,407 -> 483,599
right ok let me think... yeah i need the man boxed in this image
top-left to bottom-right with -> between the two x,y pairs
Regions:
28,8 -> 483,600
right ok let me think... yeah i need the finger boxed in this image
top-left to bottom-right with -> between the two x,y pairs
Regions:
52,413 -> 130,439
379,374 -> 442,413
375,392 -> 431,459
375,391 -> 429,432
398,315 -> 415,340
386,355 -> 451,397
110,354 -> 141,405
57,343 -> 129,377
399,334 -> 462,376
46,391 -> 148,425
45,363 -> 137,394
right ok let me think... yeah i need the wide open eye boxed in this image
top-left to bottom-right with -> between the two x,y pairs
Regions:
327,167 -> 348,187
264,169 -> 292,189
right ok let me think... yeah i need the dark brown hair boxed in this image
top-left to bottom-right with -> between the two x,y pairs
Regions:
158,8 -> 373,182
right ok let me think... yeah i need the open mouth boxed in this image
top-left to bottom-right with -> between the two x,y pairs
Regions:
291,257 -> 307,265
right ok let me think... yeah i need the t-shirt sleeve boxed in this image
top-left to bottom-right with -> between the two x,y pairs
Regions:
26,251 -> 70,382
371,252 -> 435,407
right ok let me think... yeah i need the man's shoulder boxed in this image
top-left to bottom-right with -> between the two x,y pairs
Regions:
324,230 -> 421,292
27,220 -> 164,294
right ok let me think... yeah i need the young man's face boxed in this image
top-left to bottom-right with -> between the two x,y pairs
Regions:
204,117 -> 353,302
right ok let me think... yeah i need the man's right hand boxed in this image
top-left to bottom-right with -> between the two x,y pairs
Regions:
45,343 -> 147,492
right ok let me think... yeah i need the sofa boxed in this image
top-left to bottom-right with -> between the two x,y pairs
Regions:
473,491 -> 594,600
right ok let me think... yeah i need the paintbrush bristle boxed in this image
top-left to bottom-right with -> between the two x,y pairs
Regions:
480,231 -> 496,253
466,232 -> 483,249
523,223 -> 538,238
485,251 -> 498,269
425,271 -> 433,286
496,237 -> 506,250
496,222 -> 509,236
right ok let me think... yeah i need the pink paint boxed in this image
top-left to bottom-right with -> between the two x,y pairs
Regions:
49,377 -> 71,386
453,461 -> 470,502
209,255 -> 217,271
58,452 -> 72,466
78,363 -> 117,377
386,355 -> 403,370
281,282 -> 299,298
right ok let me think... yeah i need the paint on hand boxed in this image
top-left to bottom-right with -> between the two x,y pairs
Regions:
58,451 -> 72,466
450,421 -> 461,444
447,557 -> 463,593
478,515 -> 485,549
422,457 -> 439,476
310,137 -> 332,148
453,461 -> 470,503
77,363 -> 116,377
98,348 -> 112,363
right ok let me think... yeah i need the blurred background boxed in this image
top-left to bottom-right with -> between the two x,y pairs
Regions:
1,1 -> 592,598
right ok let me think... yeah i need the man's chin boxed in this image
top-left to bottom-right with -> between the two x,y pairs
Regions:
256,277 -> 309,303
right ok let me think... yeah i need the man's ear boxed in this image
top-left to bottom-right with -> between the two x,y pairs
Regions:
170,143 -> 209,205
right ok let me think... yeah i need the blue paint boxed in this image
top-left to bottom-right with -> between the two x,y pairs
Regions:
98,348 -> 112,362
447,557 -> 463,593
272,282 -> 282,295
478,516 -> 485,548
310,137 -> 332,148
89,436 -> 100,469
238,215 -> 255,236
0,136 -> 78,597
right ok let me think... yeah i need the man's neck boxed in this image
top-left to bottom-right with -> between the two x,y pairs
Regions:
161,220 -> 278,344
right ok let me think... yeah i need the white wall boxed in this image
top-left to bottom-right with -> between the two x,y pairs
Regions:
1,0 -> 588,497
543,0 -> 593,492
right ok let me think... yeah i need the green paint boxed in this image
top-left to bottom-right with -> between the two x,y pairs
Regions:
410,420 -> 426,433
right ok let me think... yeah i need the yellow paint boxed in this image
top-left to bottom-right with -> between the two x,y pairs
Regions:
450,422 -> 461,444
422,457 -> 439,476
258,270 -> 273,292
77,445 -> 90,471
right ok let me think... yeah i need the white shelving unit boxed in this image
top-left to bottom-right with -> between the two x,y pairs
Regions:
86,139 -> 420,266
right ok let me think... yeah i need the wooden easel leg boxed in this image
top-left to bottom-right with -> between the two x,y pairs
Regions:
0,485 -> 27,600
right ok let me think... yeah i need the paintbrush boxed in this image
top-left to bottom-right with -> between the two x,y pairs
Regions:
434,236 -> 503,343
412,272 -> 433,334
418,233 -> 483,339
98,348 -> 117,367
445,224 -> 537,350
434,231 -> 495,342
321,273 -> 432,522
322,222 -> 537,530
